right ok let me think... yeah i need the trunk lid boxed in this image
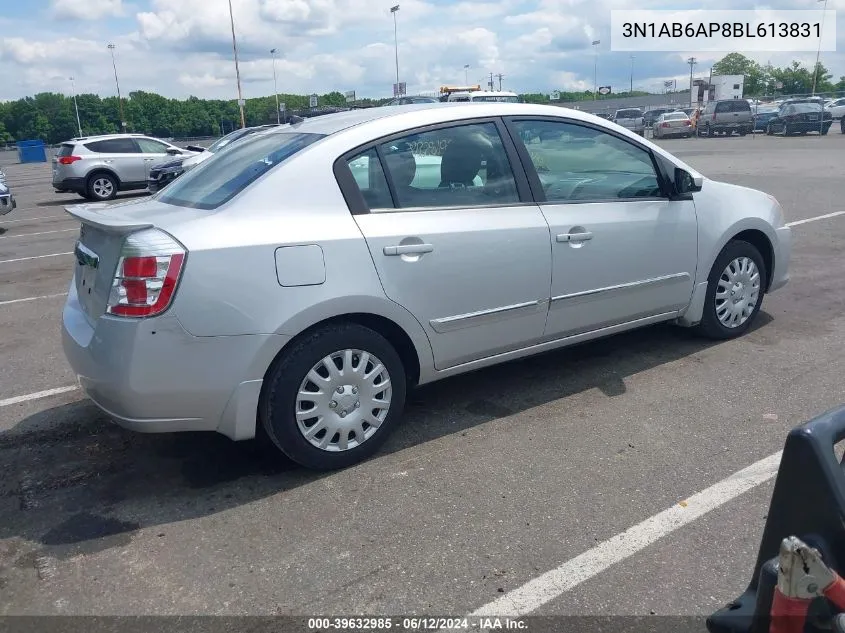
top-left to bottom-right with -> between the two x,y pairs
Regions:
65,198 -> 204,322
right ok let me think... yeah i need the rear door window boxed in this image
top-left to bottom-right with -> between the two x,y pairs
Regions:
57,144 -> 75,157
157,132 -> 324,210
84,139 -> 140,153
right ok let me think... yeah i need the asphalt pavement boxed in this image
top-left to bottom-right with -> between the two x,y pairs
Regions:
1,133 -> 844,623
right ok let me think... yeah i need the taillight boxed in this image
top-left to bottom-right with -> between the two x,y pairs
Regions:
58,156 -> 81,165
712,112 -> 717,120
106,229 -> 186,318
683,120 -> 691,126
661,122 -> 670,127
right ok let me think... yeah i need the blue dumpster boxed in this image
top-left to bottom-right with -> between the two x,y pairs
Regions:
17,140 -> 47,164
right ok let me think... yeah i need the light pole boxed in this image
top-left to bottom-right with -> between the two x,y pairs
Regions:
591,40 -> 600,101
106,44 -> 125,132
270,48 -> 280,124
391,5 -> 400,95
69,76 -> 82,137
228,0 -> 246,128
464,64 -> 469,85
687,57 -> 697,108
811,0 -> 829,96
629,55 -> 635,94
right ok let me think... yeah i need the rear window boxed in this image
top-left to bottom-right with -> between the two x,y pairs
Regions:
664,112 -> 688,120
157,132 -> 325,210
616,109 -> 642,118
792,103 -> 825,113
470,95 -> 520,102
84,138 -> 139,153
57,144 -> 75,157
731,100 -> 751,112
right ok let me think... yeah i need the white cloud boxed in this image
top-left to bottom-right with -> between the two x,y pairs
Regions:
1,0 -> 844,102
50,0 -> 125,20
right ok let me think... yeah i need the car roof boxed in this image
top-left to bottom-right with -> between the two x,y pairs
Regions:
67,133 -> 150,143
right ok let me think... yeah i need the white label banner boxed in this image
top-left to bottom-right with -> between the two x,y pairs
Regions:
610,9 -> 836,52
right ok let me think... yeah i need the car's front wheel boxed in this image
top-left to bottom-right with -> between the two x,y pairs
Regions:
260,323 -> 407,470
695,240 -> 767,340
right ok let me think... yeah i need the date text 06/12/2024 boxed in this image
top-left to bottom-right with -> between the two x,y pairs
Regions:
307,617 -> 528,630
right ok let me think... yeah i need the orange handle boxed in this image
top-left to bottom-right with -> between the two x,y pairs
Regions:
770,588 -> 812,633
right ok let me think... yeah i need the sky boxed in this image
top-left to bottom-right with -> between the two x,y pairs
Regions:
0,0 -> 843,102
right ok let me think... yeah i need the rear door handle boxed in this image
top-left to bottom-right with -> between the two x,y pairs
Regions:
557,232 -> 593,243
383,243 -> 434,256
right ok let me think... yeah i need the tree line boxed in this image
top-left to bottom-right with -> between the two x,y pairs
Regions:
1,53 -> 842,145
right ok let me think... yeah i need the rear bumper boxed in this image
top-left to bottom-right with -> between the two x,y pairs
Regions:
53,177 -> 86,194
61,279 -> 290,440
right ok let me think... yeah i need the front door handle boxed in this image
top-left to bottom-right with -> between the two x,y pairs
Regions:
557,232 -> 593,243
383,243 -> 434,256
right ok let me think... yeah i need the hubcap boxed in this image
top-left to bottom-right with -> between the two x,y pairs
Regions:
295,349 -> 392,452
93,178 -> 113,198
715,256 -> 761,328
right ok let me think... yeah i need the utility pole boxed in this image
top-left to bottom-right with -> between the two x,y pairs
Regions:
495,73 -> 504,91
464,64 -> 469,85
270,48 -> 280,124
106,44 -> 125,132
69,76 -> 82,137
629,55 -> 635,93
228,0 -> 246,128
687,57 -> 697,108
391,5 -> 400,94
592,40 -> 601,101
489,72 -> 494,91
811,0 -> 829,95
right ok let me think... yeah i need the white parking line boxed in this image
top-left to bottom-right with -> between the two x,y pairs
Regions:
1,215 -> 69,224
466,451 -> 782,619
0,252 -> 73,265
0,386 -> 79,408
786,211 -> 845,227
0,293 -> 67,307
0,228 -> 77,240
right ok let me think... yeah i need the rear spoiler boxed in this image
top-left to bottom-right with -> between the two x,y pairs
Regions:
64,204 -> 154,234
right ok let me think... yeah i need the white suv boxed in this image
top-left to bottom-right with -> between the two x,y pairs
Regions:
52,134 -> 198,201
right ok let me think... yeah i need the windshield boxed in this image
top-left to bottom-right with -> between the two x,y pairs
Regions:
470,95 -> 520,102
157,131 -> 325,210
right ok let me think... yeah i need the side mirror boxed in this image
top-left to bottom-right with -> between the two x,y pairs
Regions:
166,148 -> 182,155
675,167 -> 703,195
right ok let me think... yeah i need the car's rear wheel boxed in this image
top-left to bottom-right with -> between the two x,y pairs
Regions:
86,173 -> 118,201
784,124 -> 793,137
695,240 -> 767,340
766,124 -> 774,136
840,119 -> 845,134
260,322 -> 407,470
821,125 -> 830,136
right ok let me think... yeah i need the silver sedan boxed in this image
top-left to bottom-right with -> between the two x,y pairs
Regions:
61,102 -> 791,470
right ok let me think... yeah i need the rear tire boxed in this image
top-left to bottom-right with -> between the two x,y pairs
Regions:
260,322 -> 407,470
695,240 -> 767,341
86,172 -> 118,201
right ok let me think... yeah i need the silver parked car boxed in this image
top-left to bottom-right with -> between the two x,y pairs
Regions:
613,108 -> 645,136
0,169 -> 15,217
61,103 -> 791,470
53,133 -> 199,201
652,111 -> 693,138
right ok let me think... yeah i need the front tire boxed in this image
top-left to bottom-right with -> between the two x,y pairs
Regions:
695,240 -> 767,340
260,323 -> 407,470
